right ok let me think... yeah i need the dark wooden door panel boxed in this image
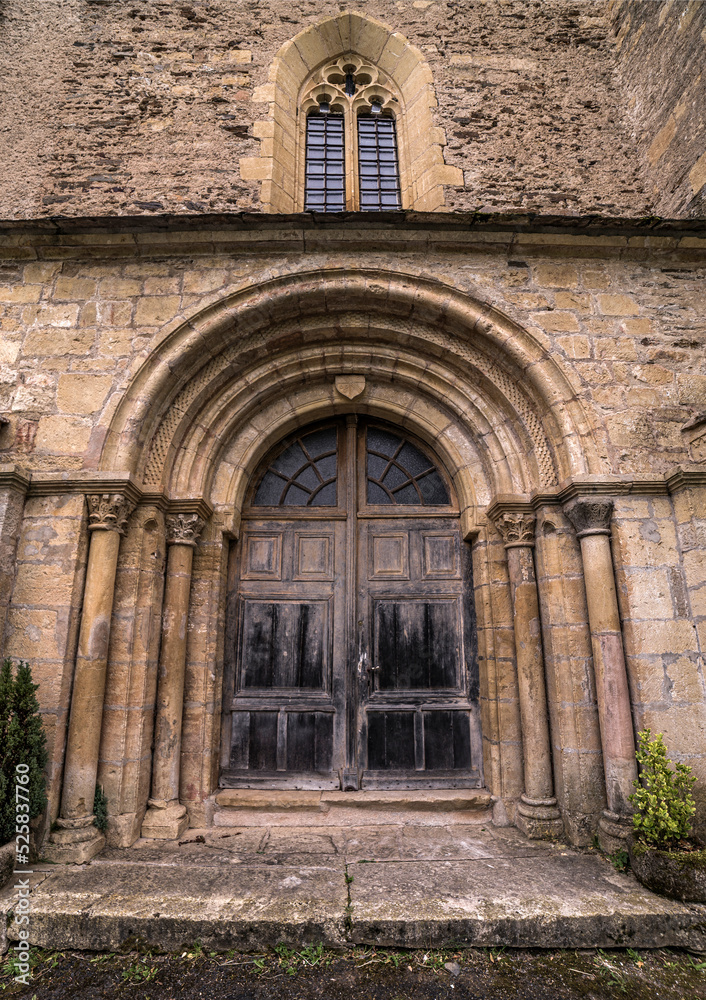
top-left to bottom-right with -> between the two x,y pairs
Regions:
367,711 -> 416,770
239,599 -> 329,690
373,598 -> 460,690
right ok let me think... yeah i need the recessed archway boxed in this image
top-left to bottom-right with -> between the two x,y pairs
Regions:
97,267 -> 603,510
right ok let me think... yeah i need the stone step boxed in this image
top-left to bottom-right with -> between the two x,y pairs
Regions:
212,788 -> 494,827
4,846 -> 706,955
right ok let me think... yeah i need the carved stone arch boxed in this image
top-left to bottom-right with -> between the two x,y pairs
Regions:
241,12 -> 463,211
99,269 -> 603,498
141,327 -> 549,513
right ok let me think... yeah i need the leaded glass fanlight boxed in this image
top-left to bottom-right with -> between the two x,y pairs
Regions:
252,426 -> 338,507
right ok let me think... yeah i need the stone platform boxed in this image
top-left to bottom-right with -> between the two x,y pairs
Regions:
3,819 -> 706,954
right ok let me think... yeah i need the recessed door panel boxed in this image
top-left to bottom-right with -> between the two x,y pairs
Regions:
239,599 -> 329,690
372,599 -> 460,690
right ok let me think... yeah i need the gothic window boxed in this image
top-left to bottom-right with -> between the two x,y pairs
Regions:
301,59 -> 402,212
358,111 -> 401,211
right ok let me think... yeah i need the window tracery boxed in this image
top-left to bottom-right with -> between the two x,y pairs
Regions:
301,57 -> 402,212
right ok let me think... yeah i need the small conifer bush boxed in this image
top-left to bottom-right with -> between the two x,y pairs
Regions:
0,659 -> 48,845
630,728 -> 696,850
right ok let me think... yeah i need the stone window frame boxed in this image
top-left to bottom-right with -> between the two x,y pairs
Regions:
241,13 -> 463,213
299,55 -> 404,211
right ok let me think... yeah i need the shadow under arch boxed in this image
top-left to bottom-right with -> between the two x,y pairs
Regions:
98,268 -> 603,505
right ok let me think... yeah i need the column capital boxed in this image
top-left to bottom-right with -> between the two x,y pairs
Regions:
489,510 -> 536,548
166,512 -> 206,547
563,496 -> 614,538
86,492 -> 135,534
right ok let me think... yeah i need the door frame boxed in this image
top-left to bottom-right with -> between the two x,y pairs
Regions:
219,415 -> 482,790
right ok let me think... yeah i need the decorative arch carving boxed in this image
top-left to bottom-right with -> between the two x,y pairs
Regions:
241,12 -> 462,212
99,269 -> 603,520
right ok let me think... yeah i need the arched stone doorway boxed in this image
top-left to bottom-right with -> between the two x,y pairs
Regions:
221,416 -> 482,792
45,267 -> 639,857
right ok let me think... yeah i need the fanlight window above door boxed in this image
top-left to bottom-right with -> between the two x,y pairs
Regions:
251,422 -> 452,509
252,426 -> 338,507
366,426 -> 450,505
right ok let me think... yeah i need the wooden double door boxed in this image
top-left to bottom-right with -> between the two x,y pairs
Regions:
220,418 -> 482,790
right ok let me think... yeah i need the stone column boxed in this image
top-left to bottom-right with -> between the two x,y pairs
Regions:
564,497 -> 637,853
490,509 -> 563,839
141,512 -> 205,839
45,492 -> 134,863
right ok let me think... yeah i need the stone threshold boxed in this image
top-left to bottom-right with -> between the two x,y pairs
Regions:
3,825 -> 705,954
211,788 -> 494,828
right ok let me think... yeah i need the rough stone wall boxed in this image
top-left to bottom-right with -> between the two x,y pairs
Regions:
611,0 -> 706,218
0,0 -> 651,218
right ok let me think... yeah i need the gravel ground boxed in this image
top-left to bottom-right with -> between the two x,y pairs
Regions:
2,945 -> 705,999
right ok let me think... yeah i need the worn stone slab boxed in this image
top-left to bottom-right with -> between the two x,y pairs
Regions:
5,829 -> 706,953
347,854 -> 706,951
6,861 -> 348,952
212,789 -> 494,829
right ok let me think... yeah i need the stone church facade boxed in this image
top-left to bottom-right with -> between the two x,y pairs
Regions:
0,1 -> 704,864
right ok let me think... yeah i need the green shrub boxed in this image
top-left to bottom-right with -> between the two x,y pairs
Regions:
0,659 -> 48,845
93,784 -> 108,833
630,728 -> 696,850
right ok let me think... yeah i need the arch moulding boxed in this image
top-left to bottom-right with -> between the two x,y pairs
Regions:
98,268 -> 602,527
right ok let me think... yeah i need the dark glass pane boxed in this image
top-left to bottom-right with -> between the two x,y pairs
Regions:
283,484 -> 311,505
365,426 -> 451,507
302,427 -> 337,455
311,481 -> 337,506
397,441 -> 432,477
357,114 -> 401,212
393,483 -> 420,505
315,453 -> 337,479
367,426 -> 400,458
253,470 -> 286,506
252,425 -> 339,507
305,113 -> 345,212
273,441 -> 307,477
294,464 -> 321,491
367,452 -> 387,479
368,481 -> 392,505
418,470 -> 450,505
382,463 -> 407,490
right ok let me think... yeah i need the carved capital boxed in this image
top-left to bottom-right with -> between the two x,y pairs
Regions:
563,497 -> 614,538
86,492 -> 135,534
166,512 -> 206,547
490,511 -> 536,548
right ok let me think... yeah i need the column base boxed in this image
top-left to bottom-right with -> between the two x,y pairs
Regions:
598,809 -> 631,855
43,815 -> 105,864
141,800 -> 189,840
516,795 -> 564,840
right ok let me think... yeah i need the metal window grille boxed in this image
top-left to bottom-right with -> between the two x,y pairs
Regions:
304,113 -> 345,212
357,114 -> 401,211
